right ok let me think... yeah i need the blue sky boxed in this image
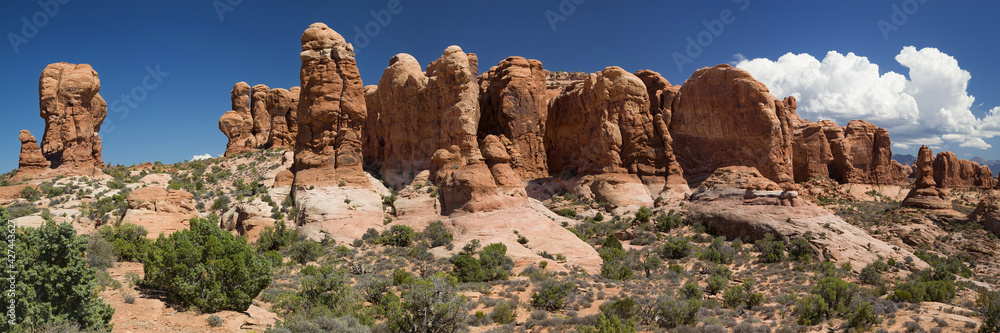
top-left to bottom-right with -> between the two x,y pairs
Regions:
1,0 -> 997,172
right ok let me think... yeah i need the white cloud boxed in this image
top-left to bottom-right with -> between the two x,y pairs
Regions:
735,47 -> 997,150
192,154 -> 212,161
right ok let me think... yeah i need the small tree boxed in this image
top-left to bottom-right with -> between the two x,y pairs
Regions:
97,222 -> 152,262
143,215 -> 272,312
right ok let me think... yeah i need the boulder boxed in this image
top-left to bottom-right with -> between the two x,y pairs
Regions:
670,64 -> 795,185
13,130 -> 50,181
933,151 -> 995,188
221,203 -> 276,243
477,56 -> 549,180
121,186 -> 198,238
38,62 -> 107,176
828,120 -> 907,185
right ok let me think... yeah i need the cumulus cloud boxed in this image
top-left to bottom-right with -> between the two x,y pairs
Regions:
192,154 -> 212,161
735,46 -> 998,150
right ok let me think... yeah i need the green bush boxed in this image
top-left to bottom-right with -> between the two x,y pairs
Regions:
680,283 -> 703,300
143,216 -> 272,312
845,300 -> 880,329
700,236 -> 736,264
211,195 -> 231,211
658,236 -> 692,259
0,219 -> 115,332
423,221 -> 453,248
787,237 -> 814,263
207,315 -> 223,327
634,206 -> 653,223
723,285 -> 745,308
755,233 -> 785,263
531,278 -> 576,310
602,234 -> 622,250
890,268 -> 956,303
706,275 -> 726,295
654,209 -> 683,232
6,202 -> 38,218
599,296 -> 637,323
384,273 -> 467,333
452,253 -> 485,283
97,223 -> 152,262
555,208 -> 578,218
654,295 -> 701,329
379,224 -> 416,247
392,268 -> 415,285
86,233 -> 117,270
600,247 -> 634,281
812,277 -> 858,314
288,239 -> 324,265
978,290 -> 999,333
273,264 -> 370,326
579,313 -> 636,333
20,185 -> 42,202
795,294 -> 829,325
452,242 -> 513,282
254,220 -> 298,252
491,300 -> 518,325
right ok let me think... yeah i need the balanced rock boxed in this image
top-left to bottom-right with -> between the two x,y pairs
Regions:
827,120 -> 907,184
121,186 -> 198,238
14,130 -> 50,180
477,56 -> 549,180
38,62 -> 107,176
219,82 -> 256,156
933,151 -> 994,188
292,23 -> 383,242
670,64 -> 795,185
266,87 -> 300,148
902,146 -> 951,209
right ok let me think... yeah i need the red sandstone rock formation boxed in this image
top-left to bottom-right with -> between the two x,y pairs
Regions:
791,119 -> 835,183
121,186 -> 198,238
266,87 -> 300,148
38,62 -> 107,176
250,84 -> 272,146
219,82 -> 255,156
14,130 -> 49,180
633,69 -> 689,197
827,120 -> 907,185
903,146 -> 950,209
933,151 -> 994,188
670,64 -> 795,185
478,56 -> 549,180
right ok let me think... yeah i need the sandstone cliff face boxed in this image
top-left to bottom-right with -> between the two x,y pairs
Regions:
266,87 -> 300,148
363,47 -> 482,188
828,120 -> 907,185
903,146 -> 950,209
791,119 -> 835,183
670,64 -> 794,185
633,69 -> 688,197
15,130 -> 50,180
38,62 -> 107,175
933,151 -> 994,188
478,56 -> 549,180
121,186 -> 198,238
250,84 -> 272,147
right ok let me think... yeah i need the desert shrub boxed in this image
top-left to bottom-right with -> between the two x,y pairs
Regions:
423,220 -> 453,248
7,201 -> 38,218
845,300 -> 880,329
706,275 -> 727,295
599,296 -> 638,323
531,278 -> 577,310
207,315 -> 223,327
891,269 -> 956,303
603,234 -> 623,250
634,206 -> 653,223
491,300 -> 518,325
262,250 -> 283,266
452,242 -> 513,282
392,268 -> 415,285
723,285 -> 745,308
755,233 -> 785,263
211,195 -> 231,211
681,283 -> 703,300
97,223 -> 152,262
356,274 -> 391,305
272,265 -> 372,328
599,247 -> 633,281
630,232 -> 656,246
379,224 -> 416,247
787,237 -> 814,263
813,277 -> 858,314
86,233 -> 117,270
978,290 -> 1000,333
795,294 -> 829,325
383,273 -> 467,333
654,295 -> 701,329
362,227 -> 380,244
20,185 -> 42,202
288,239 -> 324,265
654,209 -> 683,232
254,220 -> 298,252
555,208 -> 578,218
0,219 -> 114,332
143,216 -> 272,312
700,236 -> 736,264
579,312 -> 636,333
658,236 -> 692,259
